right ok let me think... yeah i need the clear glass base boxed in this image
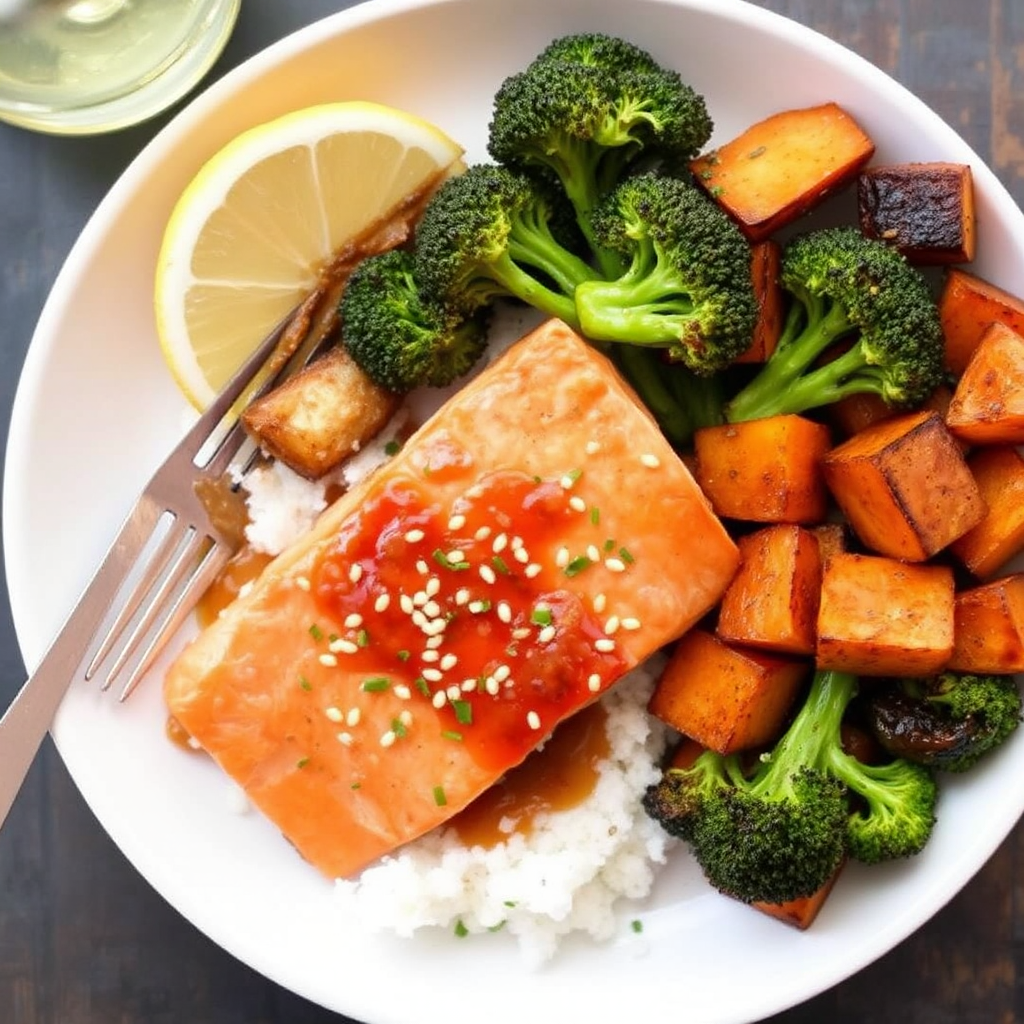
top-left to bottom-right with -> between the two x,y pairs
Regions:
0,0 -> 241,135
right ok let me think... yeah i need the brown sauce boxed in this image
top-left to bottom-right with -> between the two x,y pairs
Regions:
448,701 -> 610,849
195,545 -> 274,628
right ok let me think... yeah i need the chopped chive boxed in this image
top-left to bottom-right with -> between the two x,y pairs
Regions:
308,623 -> 324,642
442,729 -> 464,742
453,918 -> 468,937
361,677 -> 391,693
603,538 -> 616,552
503,900 -> 517,908
298,675 -> 312,692
328,632 -> 339,643
414,676 -> 431,697
397,649 -> 411,662
710,185 -> 725,198
296,757 -> 310,769
619,546 -> 635,565
356,629 -> 370,647
631,919 -> 644,934
530,607 -> 553,626
433,548 -> 469,571
565,555 -> 592,577
433,785 -> 448,807
566,468 -> 583,483
748,145 -> 767,159
506,644 -> 518,657
452,700 -> 473,725
492,555 -> 510,575
391,717 -> 408,739
351,782 -> 362,790
590,506 -> 600,526
384,440 -> 401,456
488,920 -> 507,933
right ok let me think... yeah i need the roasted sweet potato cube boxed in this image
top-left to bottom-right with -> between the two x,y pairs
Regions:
938,268 -> 1024,374
857,162 -> 975,265
717,525 -> 822,655
816,553 -> 955,676
821,410 -> 985,561
831,384 -> 957,441
949,574 -> 1024,673
242,346 -> 401,479
946,322 -> 1024,445
735,240 -> 784,363
648,629 -> 809,754
752,861 -> 844,930
694,415 -> 831,524
950,446 -> 1024,577
690,103 -> 875,242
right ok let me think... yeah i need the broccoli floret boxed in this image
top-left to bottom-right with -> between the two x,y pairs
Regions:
866,671 -> 1023,773
573,173 -> 759,374
487,34 -> 712,273
643,670 -> 938,904
341,249 -> 490,393
724,226 -> 945,423
412,164 -> 599,327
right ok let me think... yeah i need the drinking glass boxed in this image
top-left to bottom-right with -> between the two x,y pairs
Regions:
0,0 -> 240,134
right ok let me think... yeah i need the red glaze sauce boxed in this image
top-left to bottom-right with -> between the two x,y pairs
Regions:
310,470 -> 628,773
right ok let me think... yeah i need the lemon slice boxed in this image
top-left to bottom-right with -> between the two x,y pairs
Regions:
154,101 -> 465,408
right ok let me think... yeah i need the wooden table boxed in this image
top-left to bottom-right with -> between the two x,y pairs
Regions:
1,1 -> 1021,1021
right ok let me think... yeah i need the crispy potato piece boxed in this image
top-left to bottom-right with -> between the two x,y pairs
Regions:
690,103 -> 875,242
857,162 -> 975,264
242,346 -> 401,479
949,574 -> 1024,673
648,629 -> 809,755
946,322 -> 1024,444
816,552 -> 954,676
694,415 -> 831,524
938,268 -> 1024,374
950,446 -> 1024,578
752,862 -> 844,930
735,240 -> 784,363
821,410 -> 985,561
716,525 -> 822,655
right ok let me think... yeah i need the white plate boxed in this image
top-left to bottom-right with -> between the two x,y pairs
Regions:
6,1 -> 1024,1021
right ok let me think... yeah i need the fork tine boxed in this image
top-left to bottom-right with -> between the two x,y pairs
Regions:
117,539 -> 233,702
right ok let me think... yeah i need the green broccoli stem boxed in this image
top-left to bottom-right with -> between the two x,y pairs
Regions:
614,345 -> 697,447
574,257 -> 701,346
506,230 -> 599,296
488,253 -> 582,327
749,670 -> 856,799
724,296 -> 858,423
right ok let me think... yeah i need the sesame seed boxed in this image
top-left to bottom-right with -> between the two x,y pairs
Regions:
432,691 -> 447,709
394,684 -> 412,700
319,653 -> 338,667
422,668 -> 443,683
527,711 -> 542,730
448,514 -> 467,531
461,677 -> 478,692
513,547 -> 530,564
325,706 -> 343,722
493,664 -> 511,683
380,730 -> 396,748
469,600 -> 486,614
349,564 -> 363,584
622,617 -> 642,630
421,649 -> 440,663
329,637 -> 358,654
587,544 -> 601,562
559,474 -> 576,490
440,653 -> 459,671
466,484 -> 484,499
413,589 -> 429,606
605,615 -> 621,634
569,496 -> 587,513
338,732 -> 353,746
511,536 -> 524,550
538,624 -> 556,644
344,613 -> 363,629
425,577 -> 441,597
399,594 -> 415,615
588,673 -> 602,692
479,564 -> 497,584
416,559 -> 429,575
295,576 -> 311,592
425,635 -> 445,649
492,533 -> 509,554
424,600 -> 442,618
512,627 -> 532,640
374,593 -> 391,613
497,602 -> 512,623
605,558 -> 627,573
640,453 -> 661,469
593,593 -> 607,613
446,685 -> 462,701
346,708 -> 361,727
595,638 -> 616,653
404,528 -> 425,543
555,546 -> 570,568
525,563 -> 542,578
474,526 -> 492,541
412,609 -> 428,628
585,440 -> 601,455
399,709 -> 413,727
447,550 -> 464,564
425,618 -> 447,636
455,588 -> 471,606
485,676 -> 500,695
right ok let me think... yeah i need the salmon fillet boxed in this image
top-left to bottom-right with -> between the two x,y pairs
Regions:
164,319 -> 739,879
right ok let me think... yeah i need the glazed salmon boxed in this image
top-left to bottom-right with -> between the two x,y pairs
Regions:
164,319 -> 739,879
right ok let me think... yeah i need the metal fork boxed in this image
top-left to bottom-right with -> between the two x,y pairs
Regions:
0,313 -> 316,830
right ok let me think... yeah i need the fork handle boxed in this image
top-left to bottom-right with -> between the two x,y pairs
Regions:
0,500 -> 161,830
